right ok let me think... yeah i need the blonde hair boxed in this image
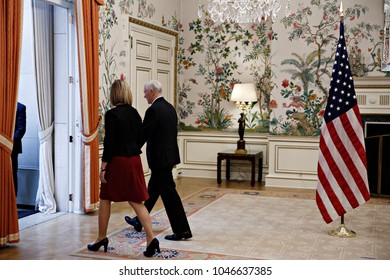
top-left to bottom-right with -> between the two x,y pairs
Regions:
110,79 -> 133,106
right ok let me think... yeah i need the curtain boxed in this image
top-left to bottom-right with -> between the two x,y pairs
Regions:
0,0 -> 23,247
74,0 -> 104,212
32,0 -> 56,214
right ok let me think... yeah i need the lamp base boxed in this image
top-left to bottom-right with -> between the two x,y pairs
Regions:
235,140 -> 247,154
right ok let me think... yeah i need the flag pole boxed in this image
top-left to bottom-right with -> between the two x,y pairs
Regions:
327,2 -> 357,238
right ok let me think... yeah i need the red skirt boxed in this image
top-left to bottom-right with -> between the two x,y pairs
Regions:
100,155 -> 149,202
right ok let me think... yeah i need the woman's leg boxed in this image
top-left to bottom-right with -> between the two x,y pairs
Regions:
96,199 -> 111,242
129,201 -> 154,244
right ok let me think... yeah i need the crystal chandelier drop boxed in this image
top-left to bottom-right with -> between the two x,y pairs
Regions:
198,0 -> 291,23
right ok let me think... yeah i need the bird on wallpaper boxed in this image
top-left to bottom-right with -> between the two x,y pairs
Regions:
286,95 -> 305,109
189,78 -> 198,84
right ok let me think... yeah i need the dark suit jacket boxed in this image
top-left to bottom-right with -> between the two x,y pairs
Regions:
138,97 -> 180,169
12,102 -> 26,156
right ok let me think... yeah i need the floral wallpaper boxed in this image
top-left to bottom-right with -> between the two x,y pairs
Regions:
97,0 -> 385,139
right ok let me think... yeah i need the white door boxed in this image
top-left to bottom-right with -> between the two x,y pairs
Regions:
128,19 -> 178,175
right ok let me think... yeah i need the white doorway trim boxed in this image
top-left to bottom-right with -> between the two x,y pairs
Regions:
50,0 -> 80,213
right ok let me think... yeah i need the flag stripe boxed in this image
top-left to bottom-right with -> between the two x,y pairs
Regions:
350,106 -> 369,169
315,181 -> 334,223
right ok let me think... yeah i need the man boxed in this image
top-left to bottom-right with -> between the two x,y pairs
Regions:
125,80 -> 192,241
12,102 -> 26,197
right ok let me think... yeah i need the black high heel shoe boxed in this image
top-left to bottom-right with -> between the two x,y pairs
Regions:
143,238 -> 160,257
87,237 -> 109,252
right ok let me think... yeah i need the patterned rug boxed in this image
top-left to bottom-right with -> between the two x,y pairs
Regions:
71,187 -> 390,260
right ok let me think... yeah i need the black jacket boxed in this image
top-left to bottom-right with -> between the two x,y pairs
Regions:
138,97 -> 180,169
102,104 -> 142,163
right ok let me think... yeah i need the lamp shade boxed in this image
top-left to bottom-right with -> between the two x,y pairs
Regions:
230,83 -> 257,102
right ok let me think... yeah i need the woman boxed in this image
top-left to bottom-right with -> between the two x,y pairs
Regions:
87,79 -> 159,257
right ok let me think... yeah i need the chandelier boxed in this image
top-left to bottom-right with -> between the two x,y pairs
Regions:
198,0 -> 291,23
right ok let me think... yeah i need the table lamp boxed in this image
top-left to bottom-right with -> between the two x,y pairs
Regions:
230,83 -> 257,154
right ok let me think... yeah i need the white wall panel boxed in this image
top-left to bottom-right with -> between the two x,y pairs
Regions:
276,146 -> 318,174
266,136 -> 319,189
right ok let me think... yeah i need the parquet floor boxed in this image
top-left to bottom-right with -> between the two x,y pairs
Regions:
0,177 -> 315,260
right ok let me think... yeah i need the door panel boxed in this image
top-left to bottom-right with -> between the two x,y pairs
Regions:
135,67 -> 152,116
157,70 -> 170,100
135,40 -> 152,61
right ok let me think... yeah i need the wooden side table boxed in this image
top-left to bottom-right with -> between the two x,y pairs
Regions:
217,151 -> 263,186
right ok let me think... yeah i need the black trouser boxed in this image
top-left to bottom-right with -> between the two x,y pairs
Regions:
143,166 -> 191,234
11,153 -> 19,196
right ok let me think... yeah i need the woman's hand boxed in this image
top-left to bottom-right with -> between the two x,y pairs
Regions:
100,169 -> 107,183
100,162 -> 107,183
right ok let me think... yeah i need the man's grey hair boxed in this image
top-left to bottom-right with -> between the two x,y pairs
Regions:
144,80 -> 162,93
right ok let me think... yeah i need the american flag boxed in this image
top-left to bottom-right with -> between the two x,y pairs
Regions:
316,20 -> 370,224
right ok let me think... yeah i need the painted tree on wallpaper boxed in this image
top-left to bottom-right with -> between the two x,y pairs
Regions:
269,0 -> 382,136
187,18 -> 244,129
244,22 -> 277,132
161,13 -> 197,126
98,0 -> 118,141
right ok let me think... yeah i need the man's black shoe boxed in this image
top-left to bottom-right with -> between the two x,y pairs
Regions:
124,216 -> 142,232
165,231 -> 192,241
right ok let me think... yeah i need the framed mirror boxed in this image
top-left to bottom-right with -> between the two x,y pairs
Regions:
382,0 -> 390,71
